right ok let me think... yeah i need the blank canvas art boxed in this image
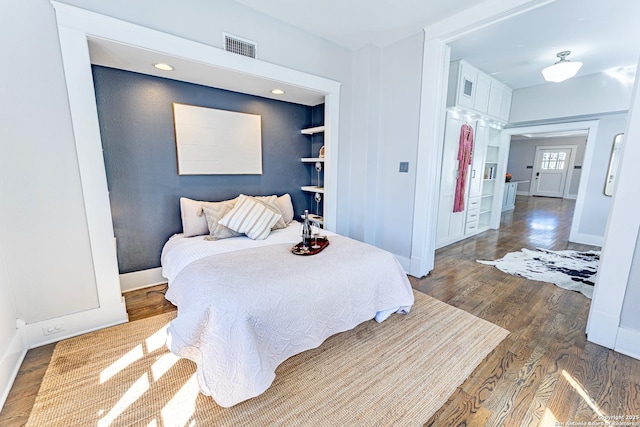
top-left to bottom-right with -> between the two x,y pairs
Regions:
173,103 -> 263,175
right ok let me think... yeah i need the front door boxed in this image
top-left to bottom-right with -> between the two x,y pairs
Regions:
531,146 -> 573,198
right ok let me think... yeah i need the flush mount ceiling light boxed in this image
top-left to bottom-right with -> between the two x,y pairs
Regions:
271,89 -> 285,95
153,63 -> 174,71
542,51 -> 582,83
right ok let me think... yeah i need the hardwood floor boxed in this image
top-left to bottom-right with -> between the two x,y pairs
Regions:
414,196 -> 640,425
1,196 -> 638,426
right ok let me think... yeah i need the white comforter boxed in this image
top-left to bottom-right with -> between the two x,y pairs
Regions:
163,231 -> 414,407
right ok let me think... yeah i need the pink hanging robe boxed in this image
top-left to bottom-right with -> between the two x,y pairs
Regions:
453,123 -> 474,212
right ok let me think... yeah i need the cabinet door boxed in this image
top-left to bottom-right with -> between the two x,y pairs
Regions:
500,86 -> 512,122
468,121 -> 488,197
474,73 -> 491,114
488,81 -> 503,119
457,62 -> 477,109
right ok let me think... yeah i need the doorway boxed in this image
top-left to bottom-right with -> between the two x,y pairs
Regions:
531,145 -> 576,198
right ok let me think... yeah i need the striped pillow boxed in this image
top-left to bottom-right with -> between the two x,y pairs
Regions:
219,194 -> 283,240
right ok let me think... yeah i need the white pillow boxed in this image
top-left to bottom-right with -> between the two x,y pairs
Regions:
219,195 -> 282,240
277,193 -> 294,224
180,197 -> 210,237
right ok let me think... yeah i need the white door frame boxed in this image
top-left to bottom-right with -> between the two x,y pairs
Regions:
530,144 -> 577,198
409,0 -> 558,277
587,58 -> 640,359
499,122 -> 599,246
50,3 -> 341,304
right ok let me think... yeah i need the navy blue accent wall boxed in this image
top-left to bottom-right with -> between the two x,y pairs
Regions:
92,65 -> 319,274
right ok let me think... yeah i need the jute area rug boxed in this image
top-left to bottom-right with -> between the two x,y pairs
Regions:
26,291 -> 508,426
477,247 -> 600,299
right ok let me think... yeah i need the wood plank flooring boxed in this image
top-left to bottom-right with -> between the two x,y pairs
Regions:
415,196 -> 640,425
1,196 -> 638,426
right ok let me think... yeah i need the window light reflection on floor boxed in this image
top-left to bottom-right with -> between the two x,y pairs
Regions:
561,369 -> 606,418
100,344 -> 144,384
98,374 -> 150,427
161,373 -> 199,426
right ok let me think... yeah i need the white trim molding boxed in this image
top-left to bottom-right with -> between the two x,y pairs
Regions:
586,55 -> 640,352
410,0 -> 561,278
24,302 -> 128,349
0,322 -> 27,410
615,327 -> 640,360
119,268 -> 166,293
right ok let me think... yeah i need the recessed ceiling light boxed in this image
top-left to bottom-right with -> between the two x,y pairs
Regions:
153,63 -> 174,71
271,89 -> 285,95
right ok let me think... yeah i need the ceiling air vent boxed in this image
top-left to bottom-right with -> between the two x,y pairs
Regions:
223,33 -> 257,59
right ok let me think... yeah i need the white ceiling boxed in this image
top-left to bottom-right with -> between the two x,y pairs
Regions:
89,0 -> 640,105
88,37 -> 327,106
233,0 -> 640,89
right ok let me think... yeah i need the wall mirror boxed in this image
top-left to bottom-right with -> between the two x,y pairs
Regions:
604,133 -> 624,196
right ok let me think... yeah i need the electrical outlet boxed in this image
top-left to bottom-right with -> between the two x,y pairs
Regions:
42,323 -> 65,336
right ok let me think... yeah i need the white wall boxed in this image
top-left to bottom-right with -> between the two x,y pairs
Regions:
0,242 -> 25,409
1,0 -> 354,329
510,72 -> 633,124
507,135 -> 587,195
620,231 -> 640,330
375,32 -> 425,265
578,115 -> 627,238
2,0 -> 100,324
510,73 -> 633,244
346,45 -> 382,242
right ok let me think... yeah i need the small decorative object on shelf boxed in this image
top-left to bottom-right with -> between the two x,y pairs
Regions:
319,146 -> 325,158
505,173 -> 512,182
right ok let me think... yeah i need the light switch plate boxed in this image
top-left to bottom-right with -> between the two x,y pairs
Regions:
399,162 -> 409,173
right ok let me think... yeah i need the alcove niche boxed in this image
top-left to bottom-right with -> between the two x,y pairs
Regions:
50,2 -> 341,338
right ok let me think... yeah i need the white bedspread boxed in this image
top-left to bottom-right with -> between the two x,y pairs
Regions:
164,235 -> 414,407
161,222 -> 307,282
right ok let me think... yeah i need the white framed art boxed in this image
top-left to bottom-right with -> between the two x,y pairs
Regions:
173,103 -> 262,175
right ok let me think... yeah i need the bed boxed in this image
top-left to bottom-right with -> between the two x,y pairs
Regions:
161,195 -> 415,407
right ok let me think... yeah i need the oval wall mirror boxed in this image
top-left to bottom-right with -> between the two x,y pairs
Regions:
604,133 -> 624,196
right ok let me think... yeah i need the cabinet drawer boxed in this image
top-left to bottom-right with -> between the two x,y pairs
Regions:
466,209 -> 480,223
465,220 -> 479,234
468,197 -> 480,209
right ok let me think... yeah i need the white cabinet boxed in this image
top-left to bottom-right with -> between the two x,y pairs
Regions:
436,113 -> 505,249
448,61 -> 478,110
436,113 -> 469,246
448,60 -> 512,123
474,73 -> 491,114
502,182 -> 517,212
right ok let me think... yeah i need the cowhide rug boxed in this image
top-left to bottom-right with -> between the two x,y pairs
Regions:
477,248 -> 600,299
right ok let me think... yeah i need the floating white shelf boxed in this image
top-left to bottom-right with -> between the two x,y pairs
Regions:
301,157 -> 325,163
301,125 -> 325,135
301,186 -> 324,194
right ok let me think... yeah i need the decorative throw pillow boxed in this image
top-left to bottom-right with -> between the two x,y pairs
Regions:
201,202 -> 242,241
219,194 -> 282,240
253,195 -> 287,230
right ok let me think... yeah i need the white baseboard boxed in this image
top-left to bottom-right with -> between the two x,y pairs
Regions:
569,231 -> 604,247
0,322 -> 27,410
516,191 -> 530,196
395,254 -> 411,275
25,300 -> 128,349
565,194 -> 577,200
615,327 -> 640,360
119,267 -> 166,293
587,309 -> 619,349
